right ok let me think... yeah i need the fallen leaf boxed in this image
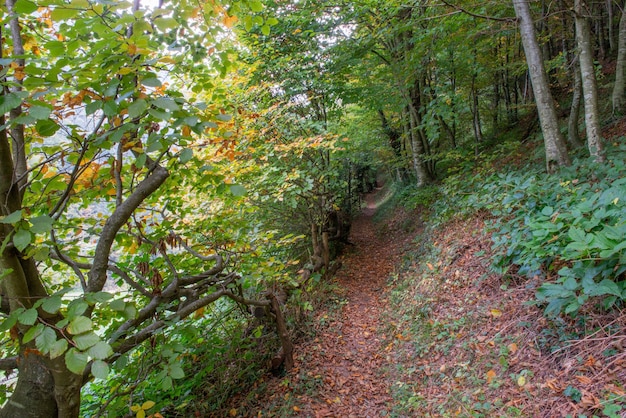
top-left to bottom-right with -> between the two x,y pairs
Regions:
517,375 -> 526,387
508,343 -> 518,353
490,308 -> 502,318
229,408 -> 237,417
486,369 -> 497,383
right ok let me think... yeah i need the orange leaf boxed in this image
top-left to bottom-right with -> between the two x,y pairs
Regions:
292,406 -> 300,412
229,408 -> 237,417
486,369 -> 497,383
508,343 -> 518,353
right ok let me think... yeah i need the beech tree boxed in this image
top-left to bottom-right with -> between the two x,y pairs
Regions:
512,0 -> 571,172
0,1 -> 289,416
574,0 -> 605,162
613,0 -> 626,115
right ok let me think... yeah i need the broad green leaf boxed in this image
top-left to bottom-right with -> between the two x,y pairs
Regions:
0,93 -> 22,114
51,7 -> 80,20
0,315 -> 17,332
170,365 -> 185,379
179,148 -> 193,163
141,77 -> 162,87
35,119 -> 60,137
152,97 -> 179,111
88,341 -> 113,360
230,185 -> 247,196
127,99 -> 148,119
568,227 -> 587,243
0,210 -> 22,224
67,316 -> 92,335
67,299 -> 88,318
249,0 -> 263,12
29,105 -> 52,120
91,360 -> 110,379
49,339 -> 68,359
154,17 -> 178,31
267,17 -> 279,26
261,24 -> 271,36
65,348 -> 88,374
30,215 -> 54,234
13,229 -> 31,251
73,332 -> 100,350
42,295 -> 62,314
161,375 -> 173,390
109,299 -> 125,311
36,327 -> 57,353
18,308 -> 38,326
13,0 -> 38,14
215,113 -> 232,122
22,323 -> 44,343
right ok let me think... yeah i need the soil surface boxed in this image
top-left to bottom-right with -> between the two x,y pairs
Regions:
245,186 -> 417,417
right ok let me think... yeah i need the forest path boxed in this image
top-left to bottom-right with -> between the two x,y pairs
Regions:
279,186 -> 417,417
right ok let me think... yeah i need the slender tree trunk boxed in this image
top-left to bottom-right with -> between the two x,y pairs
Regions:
405,106 -> 430,187
607,0 -> 615,52
513,0 -> 571,172
612,0 -> 626,115
568,60 -> 584,148
575,0 -> 606,162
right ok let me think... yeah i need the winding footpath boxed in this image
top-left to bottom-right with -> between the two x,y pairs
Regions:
291,188 -> 415,417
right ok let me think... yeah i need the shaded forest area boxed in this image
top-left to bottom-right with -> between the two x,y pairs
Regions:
1,0 -> 626,416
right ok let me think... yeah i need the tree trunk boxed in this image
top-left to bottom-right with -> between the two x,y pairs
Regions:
568,60 -> 584,148
612,0 -> 626,115
406,105 -> 431,187
513,0 -> 571,172
575,0 -> 606,162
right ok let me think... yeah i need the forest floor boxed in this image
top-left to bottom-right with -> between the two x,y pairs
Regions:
233,181 -> 626,417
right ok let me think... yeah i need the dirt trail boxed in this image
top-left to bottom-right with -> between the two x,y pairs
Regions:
286,187 -> 415,417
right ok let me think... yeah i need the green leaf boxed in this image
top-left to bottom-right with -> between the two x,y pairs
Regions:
51,7 -> 80,20
13,229 -> 32,251
261,24 -> 271,36
229,184 -> 247,196
35,119 -> 60,137
179,148 -> 193,163
141,77 -> 162,88
109,299 -> 126,311
36,327 -> 58,353
161,375 -> 173,390
73,332 -> 100,350
127,99 -> 148,119
42,295 -> 63,314
249,0 -> 264,12
88,341 -> 113,360
49,339 -> 68,359
170,365 -> 185,379
29,105 -> 52,120
266,17 -> 279,26
30,215 -> 54,234
67,316 -> 92,335
65,348 -> 88,374
152,97 -> 179,111
22,323 -> 44,343
568,227 -> 587,243
0,93 -> 23,114
154,17 -> 178,31
91,360 -> 110,379
0,210 -> 22,224
13,0 -> 38,14
0,315 -> 17,332
18,308 -> 38,326
215,113 -> 232,122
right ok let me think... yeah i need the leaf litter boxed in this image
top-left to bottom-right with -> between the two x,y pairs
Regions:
227,189 -> 626,417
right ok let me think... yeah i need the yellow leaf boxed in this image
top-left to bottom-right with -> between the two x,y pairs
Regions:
130,405 -> 141,413
128,43 -> 137,55
223,14 -> 238,28
517,375 -> 526,386
182,125 -> 191,136
118,67 -> 133,75
137,410 -> 146,418
229,408 -> 237,417
486,369 -> 496,383
490,308 -> 502,318
142,401 -> 155,410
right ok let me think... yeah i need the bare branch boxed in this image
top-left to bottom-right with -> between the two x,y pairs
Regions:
0,356 -> 18,370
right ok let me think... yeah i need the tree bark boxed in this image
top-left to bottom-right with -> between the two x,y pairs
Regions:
575,0 -> 606,162
568,60 -> 584,149
612,0 -> 626,115
513,0 -> 571,172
